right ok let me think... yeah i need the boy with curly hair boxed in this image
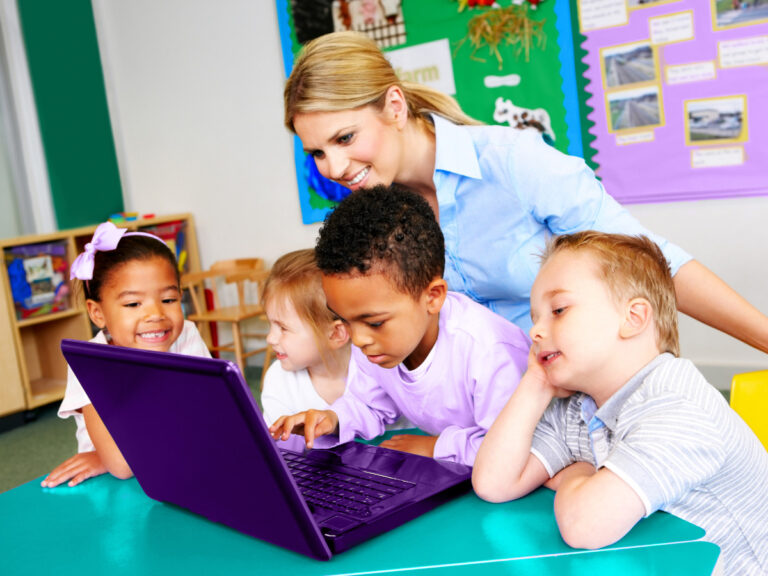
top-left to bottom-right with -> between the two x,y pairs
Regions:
270,185 -> 529,466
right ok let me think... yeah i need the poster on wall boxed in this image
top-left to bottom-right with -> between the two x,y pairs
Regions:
276,0 -> 585,224
576,0 -> 768,203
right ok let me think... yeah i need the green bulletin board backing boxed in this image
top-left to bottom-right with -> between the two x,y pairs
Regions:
277,0 -> 576,224
399,1 -> 570,151
17,0 -> 123,229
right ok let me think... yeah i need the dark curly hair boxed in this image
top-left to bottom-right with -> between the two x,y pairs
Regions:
315,185 -> 445,298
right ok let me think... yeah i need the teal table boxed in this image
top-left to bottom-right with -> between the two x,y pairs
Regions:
1,475 -> 719,575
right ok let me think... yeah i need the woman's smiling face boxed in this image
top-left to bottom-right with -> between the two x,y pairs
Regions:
293,103 -> 403,192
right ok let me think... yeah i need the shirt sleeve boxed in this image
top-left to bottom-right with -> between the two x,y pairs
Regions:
58,365 -> 96,453
602,397 -> 726,517
58,330 -> 109,419
260,364 -> 297,427
331,370 -> 402,443
530,398 -> 576,478
176,320 -> 212,358
433,341 -> 528,466
511,131 -> 692,275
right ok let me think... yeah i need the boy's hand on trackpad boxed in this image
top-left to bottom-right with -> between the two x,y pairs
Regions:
269,409 -> 339,449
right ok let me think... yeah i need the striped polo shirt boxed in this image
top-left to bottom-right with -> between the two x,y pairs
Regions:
532,353 -> 768,575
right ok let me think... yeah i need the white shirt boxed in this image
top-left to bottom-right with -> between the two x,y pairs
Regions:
58,320 -> 211,452
261,363 -> 333,427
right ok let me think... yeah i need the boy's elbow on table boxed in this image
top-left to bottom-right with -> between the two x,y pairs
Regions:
556,513 -> 621,550
472,470 -> 527,504
554,495 -> 633,550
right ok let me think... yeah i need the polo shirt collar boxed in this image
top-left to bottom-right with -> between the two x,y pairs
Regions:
596,353 -> 674,430
431,114 -> 482,180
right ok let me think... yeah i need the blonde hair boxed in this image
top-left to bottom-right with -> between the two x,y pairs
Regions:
542,232 -> 679,356
261,249 -> 338,357
284,31 -> 481,134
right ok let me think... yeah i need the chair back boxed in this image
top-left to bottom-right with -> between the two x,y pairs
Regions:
181,258 -> 266,315
179,258 -> 270,382
730,370 -> 768,450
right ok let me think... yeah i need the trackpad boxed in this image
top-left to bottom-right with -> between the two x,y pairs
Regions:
366,450 -> 408,476
332,442 -> 410,476
320,515 -> 363,535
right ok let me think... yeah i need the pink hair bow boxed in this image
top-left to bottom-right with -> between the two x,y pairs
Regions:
70,221 -> 165,281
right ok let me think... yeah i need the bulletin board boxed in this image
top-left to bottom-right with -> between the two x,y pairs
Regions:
276,0 -> 768,224
577,0 -> 768,203
276,0 -> 584,224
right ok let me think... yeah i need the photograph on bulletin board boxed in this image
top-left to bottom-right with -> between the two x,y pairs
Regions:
577,0 -> 768,204
275,0 -> 586,224
712,0 -> 768,30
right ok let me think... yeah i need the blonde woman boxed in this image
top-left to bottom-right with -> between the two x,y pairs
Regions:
283,31 -> 768,354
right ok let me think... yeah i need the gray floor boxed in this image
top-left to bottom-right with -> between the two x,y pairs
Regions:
0,364 -> 264,494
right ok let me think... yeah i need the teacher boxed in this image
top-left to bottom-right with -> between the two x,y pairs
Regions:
284,31 -> 768,353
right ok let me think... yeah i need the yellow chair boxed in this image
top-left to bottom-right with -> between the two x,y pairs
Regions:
181,258 -> 272,390
730,370 -> 768,451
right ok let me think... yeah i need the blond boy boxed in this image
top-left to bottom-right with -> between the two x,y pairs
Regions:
473,232 -> 768,575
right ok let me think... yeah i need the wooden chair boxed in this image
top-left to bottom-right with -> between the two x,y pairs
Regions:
181,258 -> 272,389
730,370 -> 768,451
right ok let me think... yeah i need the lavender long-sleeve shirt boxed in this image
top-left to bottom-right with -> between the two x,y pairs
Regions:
330,292 -> 530,466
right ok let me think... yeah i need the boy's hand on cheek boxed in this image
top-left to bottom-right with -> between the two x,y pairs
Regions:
380,434 -> 438,458
523,347 -> 574,400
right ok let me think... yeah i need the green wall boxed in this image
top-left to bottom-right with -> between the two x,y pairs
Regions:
17,0 -> 123,229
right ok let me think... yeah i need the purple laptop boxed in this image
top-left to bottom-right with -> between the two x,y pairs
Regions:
60,339 -> 471,560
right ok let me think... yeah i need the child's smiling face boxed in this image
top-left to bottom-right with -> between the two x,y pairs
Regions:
529,250 -> 626,393
321,271 -> 444,371
265,295 -> 325,373
86,256 -> 184,352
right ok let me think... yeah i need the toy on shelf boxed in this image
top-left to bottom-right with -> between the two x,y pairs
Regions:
4,241 -> 70,320
108,212 -> 156,223
138,220 -> 189,274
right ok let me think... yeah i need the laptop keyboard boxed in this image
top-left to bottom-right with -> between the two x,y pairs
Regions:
282,452 -> 415,518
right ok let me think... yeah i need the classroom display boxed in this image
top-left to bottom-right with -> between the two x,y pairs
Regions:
578,0 -> 768,203
276,0 -> 582,224
276,0 -> 768,223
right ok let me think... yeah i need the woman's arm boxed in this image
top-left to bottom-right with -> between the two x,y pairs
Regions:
674,260 -> 768,353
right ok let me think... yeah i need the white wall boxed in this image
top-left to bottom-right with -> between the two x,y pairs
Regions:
91,0 -> 768,386
629,198 -> 768,381
92,0 -> 319,267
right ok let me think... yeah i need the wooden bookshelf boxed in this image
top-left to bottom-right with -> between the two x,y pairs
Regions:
0,214 -> 200,416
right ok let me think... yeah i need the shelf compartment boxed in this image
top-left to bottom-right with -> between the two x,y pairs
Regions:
19,314 -> 91,408
27,377 -> 68,409
16,308 -> 84,328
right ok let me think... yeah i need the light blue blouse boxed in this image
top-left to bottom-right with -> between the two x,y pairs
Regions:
431,115 -> 692,333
